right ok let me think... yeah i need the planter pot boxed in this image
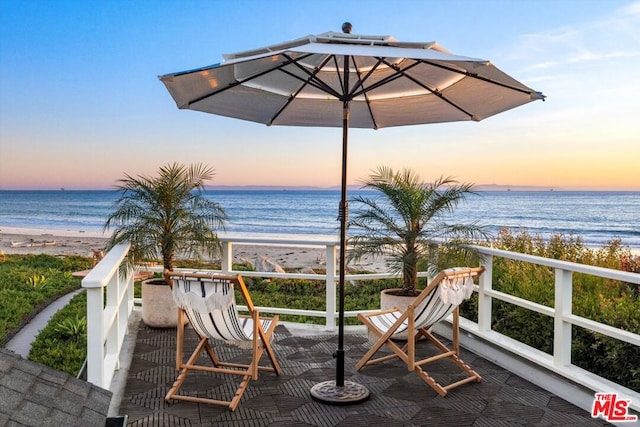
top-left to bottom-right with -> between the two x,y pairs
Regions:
380,288 -> 419,340
141,279 -> 185,328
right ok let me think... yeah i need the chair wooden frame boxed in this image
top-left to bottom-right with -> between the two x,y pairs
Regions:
356,267 -> 485,397
164,271 -> 281,411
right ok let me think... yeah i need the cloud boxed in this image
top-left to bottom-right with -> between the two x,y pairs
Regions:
505,1 -> 640,72
619,0 -> 640,16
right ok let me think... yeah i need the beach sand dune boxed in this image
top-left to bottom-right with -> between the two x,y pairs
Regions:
0,229 -> 387,272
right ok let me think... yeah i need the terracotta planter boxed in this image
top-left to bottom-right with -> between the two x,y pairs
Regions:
141,279 -> 185,328
380,288 -> 419,340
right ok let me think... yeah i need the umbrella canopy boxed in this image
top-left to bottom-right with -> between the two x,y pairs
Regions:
160,30 -> 543,128
159,24 -> 544,404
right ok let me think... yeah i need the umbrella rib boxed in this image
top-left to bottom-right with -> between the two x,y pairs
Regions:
184,52 -> 318,107
350,59 -> 418,99
268,55 -> 338,125
281,53 -> 343,99
277,68 -> 339,97
417,59 -> 537,96
349,57 -> 382,129
332,55 -> 346,99
348,57 -> 384,98
266,84 -> 305,126
379,58 -> 476,119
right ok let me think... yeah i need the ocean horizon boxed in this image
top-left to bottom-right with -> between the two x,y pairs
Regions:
0,189 -> 638,250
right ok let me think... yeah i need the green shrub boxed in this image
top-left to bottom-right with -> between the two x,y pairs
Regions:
54,315 -> 87,341
457,229 -> 640,391
0,254 -> 91,346
27,274 -> 49,289
5,234 -> 639,390
29,291 -> 87,376
238,276 -> 399,325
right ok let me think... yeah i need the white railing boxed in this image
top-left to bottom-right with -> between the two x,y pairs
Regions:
82,243 -> 134,389
456,245 -> 640,415
146,235 -> 428,329
87,235 -> 640,415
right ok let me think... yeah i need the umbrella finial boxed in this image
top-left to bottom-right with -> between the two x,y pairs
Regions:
342,22 -> 352,33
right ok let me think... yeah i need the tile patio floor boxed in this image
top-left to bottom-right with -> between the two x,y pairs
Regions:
118,322 -> 610,426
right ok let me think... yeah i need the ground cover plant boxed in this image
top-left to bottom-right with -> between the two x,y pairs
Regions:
243,273 -> 399,326
439,228 -> 640,391
6,231 -> 639,390
0,254 -> 90,346
28,291 -> 87,376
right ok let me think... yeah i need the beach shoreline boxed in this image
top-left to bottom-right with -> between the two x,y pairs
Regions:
1,227 -> 637,269
0,227 -> 388,272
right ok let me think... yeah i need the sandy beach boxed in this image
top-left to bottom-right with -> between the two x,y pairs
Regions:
0,227 -> 387,272
0,229 -> 109,258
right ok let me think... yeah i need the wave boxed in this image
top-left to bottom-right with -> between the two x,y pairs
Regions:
1,190 -> 638,249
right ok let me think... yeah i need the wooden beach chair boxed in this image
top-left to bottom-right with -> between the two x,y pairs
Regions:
356,266 -> 485,396
164,271 -> 281,411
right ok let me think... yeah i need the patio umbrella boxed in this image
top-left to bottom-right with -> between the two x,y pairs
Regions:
158,23 -> 545,404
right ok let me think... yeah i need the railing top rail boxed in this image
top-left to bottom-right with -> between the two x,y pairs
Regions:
218,233 -> 339,247
82,242 -> 131,289
471,245 -> 640,284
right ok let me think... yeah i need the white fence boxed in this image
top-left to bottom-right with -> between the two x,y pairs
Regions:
81,243 -> 134,389
83,236 -> 640,415
459,246 -> 640,415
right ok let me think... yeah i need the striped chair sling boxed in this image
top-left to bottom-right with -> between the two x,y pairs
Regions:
164,271 -> 281,411
356,266 -> 484,397
171,274 -> 273,347
368,267 -> 477,338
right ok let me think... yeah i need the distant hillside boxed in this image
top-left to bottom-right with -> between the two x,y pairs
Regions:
205,185 -> 335,191
474,184 -> 559,191
205,184 -> 559,192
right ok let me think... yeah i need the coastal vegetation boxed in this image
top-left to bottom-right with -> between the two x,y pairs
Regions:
104,162 -> 229,327
104,162 -> 228,271
348,166 -> 488,296
1,230 -> 638,389
0,254 -> 90,347
28,291 -> 87,375
441,228 -> 640,391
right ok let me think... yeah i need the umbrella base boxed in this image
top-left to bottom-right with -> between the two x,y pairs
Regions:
310,380 -> 371,405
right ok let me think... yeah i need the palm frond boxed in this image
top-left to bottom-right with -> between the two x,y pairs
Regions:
104,163 -> 227,270
348,166 -> 490,294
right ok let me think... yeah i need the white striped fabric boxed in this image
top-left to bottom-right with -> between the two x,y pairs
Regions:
171,273 -> 273,343
369,268 -> 475,337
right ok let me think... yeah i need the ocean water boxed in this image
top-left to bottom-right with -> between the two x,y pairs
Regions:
0,190 -> 638,249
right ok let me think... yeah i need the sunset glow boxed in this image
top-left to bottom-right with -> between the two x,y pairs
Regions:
1,1 -> 639,191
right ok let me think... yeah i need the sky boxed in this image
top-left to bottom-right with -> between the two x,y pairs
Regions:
0,0 -> 639,191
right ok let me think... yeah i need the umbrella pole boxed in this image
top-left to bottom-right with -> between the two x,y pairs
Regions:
310,54 -> 370,405
336,96 -> 349,388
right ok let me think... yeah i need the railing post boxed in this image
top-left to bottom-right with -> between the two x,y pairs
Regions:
128,267 -> 135,312
119,270 -> 132,354
85,284 -> 105,387
105,274 -> 119,371
554,268 -> 573,366
478,253 -> 493,332
325,243 -> 337,330
221,241 -> 232,274
83,242 -> 132,389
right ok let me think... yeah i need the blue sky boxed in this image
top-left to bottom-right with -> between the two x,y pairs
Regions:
1,0 -> 639,190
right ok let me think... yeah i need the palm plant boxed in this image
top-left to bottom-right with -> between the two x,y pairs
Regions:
104,163 -> 228,271
348,166 -> 488,296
